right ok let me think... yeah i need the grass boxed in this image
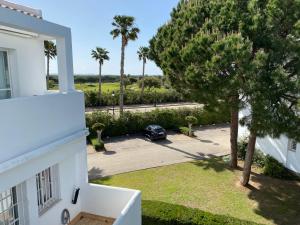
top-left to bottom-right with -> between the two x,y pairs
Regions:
75,82 -> 169,93
51,81 -> 171,94
92,158 -> 300,225
75,82 -> 120,92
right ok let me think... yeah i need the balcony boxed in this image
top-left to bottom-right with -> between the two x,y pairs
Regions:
75,184 -> 141,225
0,91 -> 86,165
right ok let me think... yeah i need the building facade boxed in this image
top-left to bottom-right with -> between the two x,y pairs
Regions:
0,1 -> 141,225
239,108 -> 299,174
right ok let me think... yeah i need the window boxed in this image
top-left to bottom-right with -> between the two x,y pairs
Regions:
0,51 -> 11,100
0,184 -> 26,225
36,165 -> 60,215
288,139 -> 297,152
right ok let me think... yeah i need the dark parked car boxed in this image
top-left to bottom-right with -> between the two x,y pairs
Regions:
144,125 -> 167,141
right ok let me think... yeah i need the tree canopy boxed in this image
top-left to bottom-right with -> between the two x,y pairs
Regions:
150,0 -> 300,140
91,47 -> 110,65
150,0 -> 300,185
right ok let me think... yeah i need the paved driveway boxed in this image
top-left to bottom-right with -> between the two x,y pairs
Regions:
88,124 -> 230,179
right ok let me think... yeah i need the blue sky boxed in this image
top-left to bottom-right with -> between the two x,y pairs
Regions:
13,0 -> 179,75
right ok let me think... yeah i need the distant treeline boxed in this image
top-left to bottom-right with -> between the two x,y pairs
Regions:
49,75 -> 162,84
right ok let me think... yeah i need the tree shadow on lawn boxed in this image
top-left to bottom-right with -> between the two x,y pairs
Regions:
247,173 -> 300,225
191,156 -> 237,173
192,159 -> 300,224
193,158 -> 300,225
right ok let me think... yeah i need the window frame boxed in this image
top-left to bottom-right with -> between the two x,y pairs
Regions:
288,139 -> 297,152
36,165 -> 60,216
0,49 -> 13,99
0,183 -> 27,225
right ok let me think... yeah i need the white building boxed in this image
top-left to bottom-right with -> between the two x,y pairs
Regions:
0,1 -> 141,225
239,109 -> 300,174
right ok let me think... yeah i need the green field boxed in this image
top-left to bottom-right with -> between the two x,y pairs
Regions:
51,82 -> 169,93
92,158 -> 300,225
75,82 -> 121,92
75,82 -> 169,93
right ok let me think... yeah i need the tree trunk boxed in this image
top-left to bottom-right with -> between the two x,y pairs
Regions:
241,130 -> 257,186
46,56 -> 50,90
97,130 -> 103,143
98,63 -> 102,106
141,59 -> 145,99
230,95 -> 239,169
188,124 -> 192,137
119,38 -> 126,115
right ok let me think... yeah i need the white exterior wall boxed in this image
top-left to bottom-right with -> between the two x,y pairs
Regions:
0,32 -> 46,97
81,184 -> 141,225
0,138 -> 86,224
0,5 -> 141,225
239,108 -> 300,174
0,92 -> 86,165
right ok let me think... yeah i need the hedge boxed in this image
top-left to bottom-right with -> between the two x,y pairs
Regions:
86,105 -> 230,138
84,89 -> 185,107
142,200 -> 260,225
237,139 -> 299,180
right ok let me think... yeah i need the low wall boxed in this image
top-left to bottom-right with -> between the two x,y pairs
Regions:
81,184 -> 141,225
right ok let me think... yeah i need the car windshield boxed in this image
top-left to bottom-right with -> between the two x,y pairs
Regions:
155,128 -> 164,132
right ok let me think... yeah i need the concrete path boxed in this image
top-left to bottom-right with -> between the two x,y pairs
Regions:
88,124 -> 230,179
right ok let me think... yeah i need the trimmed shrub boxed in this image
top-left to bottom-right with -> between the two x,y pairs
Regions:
142,200 -> 259,225
237,138 -> 248,160
90,137 -> 105,152
179,126 -> 190,136
92,123 -> 105,132
86,105 -> 230,138
263,155 -> 297,180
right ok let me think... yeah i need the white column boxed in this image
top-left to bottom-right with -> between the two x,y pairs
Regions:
56,29 -> 75,92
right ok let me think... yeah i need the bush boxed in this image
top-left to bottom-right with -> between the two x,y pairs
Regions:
237,138 -> 248,160
263,155 -> 297,180
48,80 -> 56,89
90,137 -> 105,151
142,200 -> 259,225
86,105 -> 230,138
186,116 -> 198,125
237,138 -> 266,167
139,77 -> 162,89
253,150 -> 266,168
84,89 -> 185,107
179,126 -> 190,136
92,123 -> 105,132
237,139 -> 298,180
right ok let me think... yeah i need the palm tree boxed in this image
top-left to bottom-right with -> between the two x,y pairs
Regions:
91,47 -> 110,105
110,15 -> 140,114
44,41 -> 57,89
137,46 -> 150,98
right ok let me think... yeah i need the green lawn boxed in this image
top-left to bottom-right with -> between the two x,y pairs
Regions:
75,82 -> 169,93
51,81 -> 170,94
75,82 -> 120,92
92,158 -> 300,225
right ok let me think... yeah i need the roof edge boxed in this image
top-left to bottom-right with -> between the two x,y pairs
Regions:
0,0 -> 42,19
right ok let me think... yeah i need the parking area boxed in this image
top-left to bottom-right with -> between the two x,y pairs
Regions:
88,124 -> 230,179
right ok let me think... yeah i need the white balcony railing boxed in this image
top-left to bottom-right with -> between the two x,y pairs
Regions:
0,91 -> 86,165
81,184 -> 141,225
